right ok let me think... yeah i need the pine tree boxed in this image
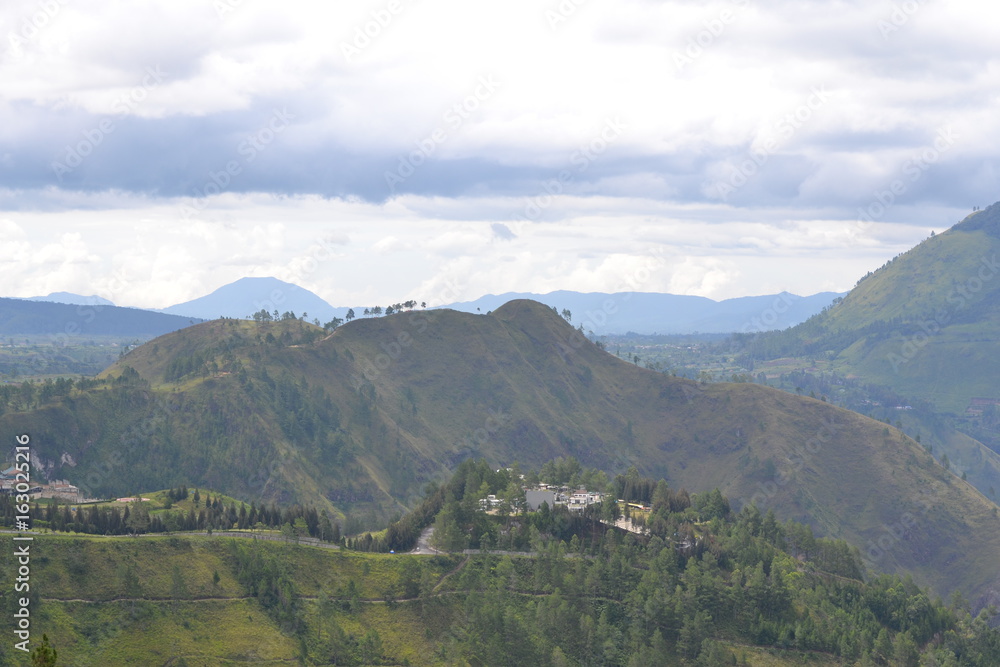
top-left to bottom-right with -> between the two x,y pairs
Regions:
892,631 -> 919,667
31,633 -> 57,666
874,629 -> 893,664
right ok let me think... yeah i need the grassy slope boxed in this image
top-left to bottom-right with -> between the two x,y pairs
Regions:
0,533 -> 459,666
806,202 -> 1000,413
0,533 -> 851,666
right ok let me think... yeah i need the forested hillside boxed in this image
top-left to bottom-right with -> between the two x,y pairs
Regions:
3,462 -> 998,666
3,301 -> 1000,608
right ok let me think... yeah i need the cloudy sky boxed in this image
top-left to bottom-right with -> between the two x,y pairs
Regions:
1,0 -> 997,309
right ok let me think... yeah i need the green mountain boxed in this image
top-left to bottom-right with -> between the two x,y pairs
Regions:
725,202 -> 1000,503
2,301 -> 1000,607
749,201 -> 1000,414
836,204 -> 1000,414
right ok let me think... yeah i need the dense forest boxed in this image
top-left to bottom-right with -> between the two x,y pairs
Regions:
0,487 -> 340,541
3,459 -> 1000,664
312,460 -> 1000,665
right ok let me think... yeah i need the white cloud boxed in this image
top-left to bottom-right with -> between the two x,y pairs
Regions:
1,0 -> 998,305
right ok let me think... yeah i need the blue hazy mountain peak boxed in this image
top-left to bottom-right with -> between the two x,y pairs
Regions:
161,277 -> 342,322
26,292 -> 116,307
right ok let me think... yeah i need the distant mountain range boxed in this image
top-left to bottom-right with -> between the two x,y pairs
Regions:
26,292 -> 115,307
0,298 -> 201,337
443,290 -> 845,334
4,279 -> 844,336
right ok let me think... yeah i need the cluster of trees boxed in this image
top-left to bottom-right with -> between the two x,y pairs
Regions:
361,300 -> 424,317
0,494 -> 339,541
163,351 -> 212,381
247,367 -> 342,452
0,375 -> 78,415
248,303 -> 428,331
163,485 -> 190,503
3,365 -> 149,420
343,459 -> 513,553
533,456 -> 609,491
229,539 -> 305,634
548,306 -> 572,322
250,309 -> 306,323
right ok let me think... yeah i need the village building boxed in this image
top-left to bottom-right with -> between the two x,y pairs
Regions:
525,489 -> 557,511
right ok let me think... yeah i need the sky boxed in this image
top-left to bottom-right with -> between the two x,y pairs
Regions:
1,0 -> 998,309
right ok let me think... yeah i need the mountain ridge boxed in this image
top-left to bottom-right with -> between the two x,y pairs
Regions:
3,299 -> 999,607
0,297 -> 202,336
25,291 -> 115,307
4,280 -> 843,335
442,289 -> 844,334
